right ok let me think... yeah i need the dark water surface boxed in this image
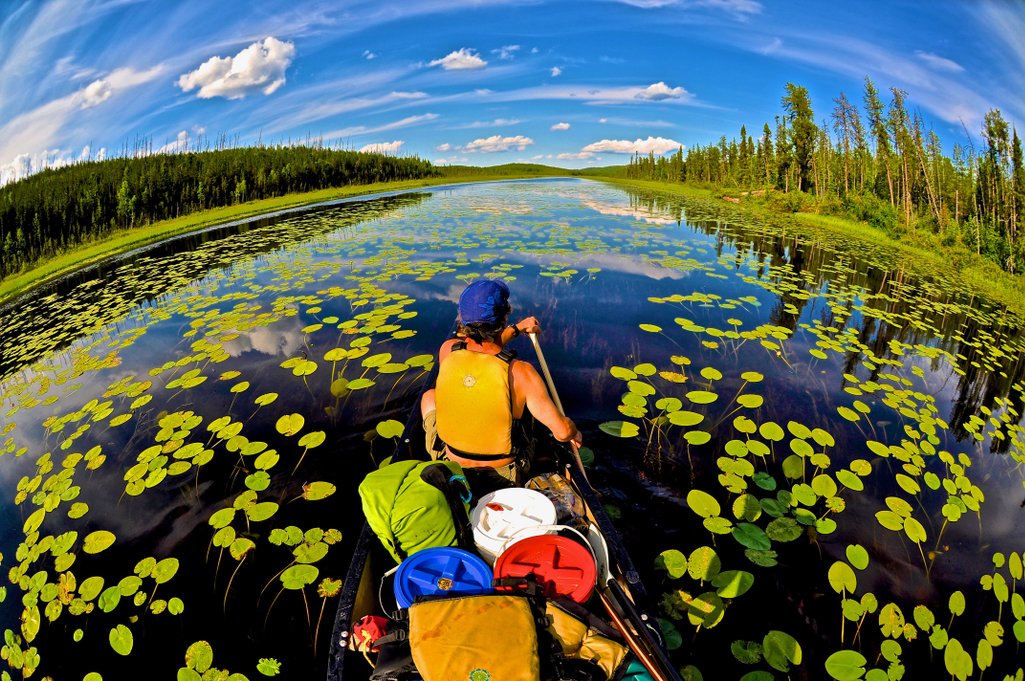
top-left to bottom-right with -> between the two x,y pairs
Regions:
1,179 -> 1023,680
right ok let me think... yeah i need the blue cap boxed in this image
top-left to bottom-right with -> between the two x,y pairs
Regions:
458,279 -> 510,324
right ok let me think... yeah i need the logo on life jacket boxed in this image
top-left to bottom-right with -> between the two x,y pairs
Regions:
469,669 -> 491,681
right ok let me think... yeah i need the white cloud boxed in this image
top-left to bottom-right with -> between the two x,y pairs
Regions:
430,48 -> 487,71
359,140 -> 404,154
433,156 -> 471,165
1,145 -> 103,184
392,91 -> 427,99
599,118 -> 608,123
582,136 -> 682,154
492,45 -> 521,60
80,78 -> 112,108
551,66 -> 562,77
178,37 -> 296,100
557,151 -> 594,160
551,122 -> 571,131
635,81 -> 688,101
915,50 -> 964,73
156,130 -> 190,155
436,143 -> 452,152
363,50 -> 377,60
464,135 -> 535,153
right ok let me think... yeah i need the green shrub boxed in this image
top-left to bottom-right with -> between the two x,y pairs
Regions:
841,193 -> 899,236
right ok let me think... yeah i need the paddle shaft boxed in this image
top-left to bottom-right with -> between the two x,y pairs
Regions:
527,332 -> 588,482
598,588 -> 670,681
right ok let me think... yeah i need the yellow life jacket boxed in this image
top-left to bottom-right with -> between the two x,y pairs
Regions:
435,342 -> 514,458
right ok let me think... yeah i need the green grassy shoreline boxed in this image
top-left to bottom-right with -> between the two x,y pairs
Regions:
0,173 -> 569,305
598,177 -> 1025,319
5,171 -> 1025,320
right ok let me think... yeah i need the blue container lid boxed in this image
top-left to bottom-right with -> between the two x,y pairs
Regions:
394,547 -> 493,608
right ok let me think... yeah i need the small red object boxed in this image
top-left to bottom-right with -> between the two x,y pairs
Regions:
352,615 -> 389,652
494,535 -> 596,604
486,502 -> 506,512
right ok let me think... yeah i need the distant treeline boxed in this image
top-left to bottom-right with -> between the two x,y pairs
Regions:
628,77 -> 1025,275
0,146 -> 438,280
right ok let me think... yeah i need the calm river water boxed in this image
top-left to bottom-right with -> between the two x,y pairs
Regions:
1,179 -> 1023,680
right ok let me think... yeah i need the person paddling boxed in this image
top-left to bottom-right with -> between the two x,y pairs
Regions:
421,279 -> 582,484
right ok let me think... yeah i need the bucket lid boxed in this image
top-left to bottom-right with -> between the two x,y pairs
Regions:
472,488 -> 557,542
394,547 -> 493,609
493,534 -> 596,603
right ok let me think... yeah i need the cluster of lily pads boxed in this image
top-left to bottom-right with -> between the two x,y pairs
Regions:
596,190 -> 1025,679
1,180 -> 1024,680
0,182 -> 626,677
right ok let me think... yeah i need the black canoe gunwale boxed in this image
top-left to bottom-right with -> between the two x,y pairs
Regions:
325,353 -> 680,681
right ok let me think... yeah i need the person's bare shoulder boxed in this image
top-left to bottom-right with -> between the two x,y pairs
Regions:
438,337 -> 460,361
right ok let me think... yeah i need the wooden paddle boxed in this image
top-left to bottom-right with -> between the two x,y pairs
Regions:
528,332 -> 682,681
526,331 -> 589,483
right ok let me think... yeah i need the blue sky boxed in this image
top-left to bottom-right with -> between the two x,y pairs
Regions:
1,0 -> 1023,183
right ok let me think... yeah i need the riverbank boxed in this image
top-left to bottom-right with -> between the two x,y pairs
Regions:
598,177 -> 1025,319
7,171 -> 1025,319
0,172 -> 569,304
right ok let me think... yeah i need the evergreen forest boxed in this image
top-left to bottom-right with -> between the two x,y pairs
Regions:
627,77 -> 1025,275
0,146 -> 438,280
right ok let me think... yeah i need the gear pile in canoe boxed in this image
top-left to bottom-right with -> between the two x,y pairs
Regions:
326,335 -> 681,681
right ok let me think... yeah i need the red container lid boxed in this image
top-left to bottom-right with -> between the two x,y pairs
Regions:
493,534 -> 596,603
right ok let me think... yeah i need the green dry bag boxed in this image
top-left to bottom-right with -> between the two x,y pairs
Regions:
359,459 -> 472,563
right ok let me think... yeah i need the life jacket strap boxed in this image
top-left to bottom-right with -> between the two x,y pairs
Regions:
450,340 -> 517,364
444,444 -> 517,462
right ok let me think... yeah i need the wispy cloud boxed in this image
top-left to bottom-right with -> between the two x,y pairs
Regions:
551,66 -> 562,77
745,31 -> 996,127
178,36 -> 295,99
362,49 -> 377,60
429,47 -> 487,70
323,113 -> 439,139
551,122 -> 571,130
486,82 -> 698,106
581,136 -> 682,154
0,63 -> 165,173
611,0 -> 762,16
359,140 -> 404,154
594,116 -> 675,128
455,118 -> 522,129
914,50 -> 964,73
492,44 -> 520,60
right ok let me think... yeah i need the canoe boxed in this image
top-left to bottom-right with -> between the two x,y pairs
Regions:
325,363 -> 681,681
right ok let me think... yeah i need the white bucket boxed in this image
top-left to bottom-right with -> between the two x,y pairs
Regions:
471,488 -> 557,565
